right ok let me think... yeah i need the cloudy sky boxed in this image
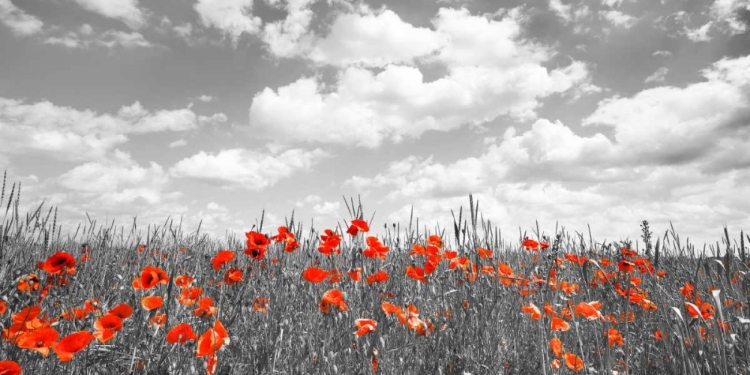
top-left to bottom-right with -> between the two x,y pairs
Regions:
1,0 -> 749,247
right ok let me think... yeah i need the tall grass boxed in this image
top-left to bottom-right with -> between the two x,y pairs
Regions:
0,172 -> 748,374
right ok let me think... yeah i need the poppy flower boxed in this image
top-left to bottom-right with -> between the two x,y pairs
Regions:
141,295 -> 163,311
522,239 -> 539,251
174,274 -> 194,288
477,247 -> 493,259
245,231 -> 270,259
354,319 -> 377,336
443,250 -> 457,260
41,251 -> 76,274
319,289 -> 348,313
362,237 -> 389,260
550,337 -> 563,358
654,330 -> 664,340
607,328 -> 624,347
50,330 -> 93,362
196,320 -> 229,357
449,257 -> 471,271
223,268 -> 243,286
253,297 -> 269,314
16,326 -> 59,357
366,270 -> 389,284
424,254 -> 440,275
426,235 -> 442,248
211,250 -> 235,271
17,273 -> 41,293
346,219 -> 370,236
137,265 -> 169,290
522,303 -> 541,320
564,352 -> 584,372
575,301 -> 603,320
405,266 -> 427,283
318,229 -> 342,256
617,260 -> 635,273
327,269 -> 343,284
149,314 -> 167,328
381,302 -> 402,316
94,314 -> 123,332
194,298 -> 217,318
0,360 -> 22,374
347,268 -> 362,282
302,267 -> 330,283
371,350 -> 378,372
107,303 -> 133,319
0,300 -> 6,315
551,359 -> 561,369
680,282 -> 694,299
551,317 -> 570,332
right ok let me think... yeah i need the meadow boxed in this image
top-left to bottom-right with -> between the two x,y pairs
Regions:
0,173 -> 748,375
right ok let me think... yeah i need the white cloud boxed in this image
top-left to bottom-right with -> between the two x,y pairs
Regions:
312,201 -> 340,216
169,139 -> 188,148
549,0 -> 572,23
197,112 -> 228,126
198,95 -> 214,103
250,8 -> 592,147
0,97 -> 208,162
652,50 -> 672,57
194,0 -> 262,44
170,147 -> 330,190
600,10 -> 637,28
70,0 -> 147,29
0,0 -> 44,36
44,28 -> 154,49
684,21 -> 712,42
710,0 -> 750,34
295,194 -> 322,207
307,8 -> 443,67
644,67 -> 668,83
262,0 -> 316,58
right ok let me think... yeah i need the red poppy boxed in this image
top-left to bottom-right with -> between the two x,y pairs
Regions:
522,303 -> 542,320
107,303 -> 133,319
211,250 -> 235,271
141,295 -> 163,311
166,323 -> 197,344
41,251 -> 76,274
680,281 -> 694,299
302,267 -> 330,283
174,274 -> 194,288
522,239 -> 539,251
0,300 -> 6,315
607,328 -> 624,347
253,297 -> 269,314
354,318 -> 377,336
564,352 -> 584,372
135,265 -> 169,290
362,236 -> 389,260
319,289 -> 348,313
550,337 -> 563,358
95,314 -> 123,332
149,314 -> 167,328
405,266 -> 426,283
50,330 -> 93,362
654,330 -> 664,340
271,226 -> 300,252
477,247 -> 493,259
16,326 -> 59,357
196,320 -> 229,357
317,229 -> 342,255
0,360 -> 22,374
424,254 -> 440,275
245,231 -> 270,259
223,268 -> 243,286
575,301 -> 603,320
551,317 -> 570,332
346,219 -> 370,236
366,270 -> 389,284
194,298 -> 217,318
347,268 -> 362,282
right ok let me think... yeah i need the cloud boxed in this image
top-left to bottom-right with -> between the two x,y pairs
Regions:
312,201 -> 340,216
710,0 -> 750,34
652,50 -> 672,57
549,0 -> 572,23
198,95 -> 214,103
644,67 -> 668,83
170,147 -> 330,190
0,0 -> 44,36
249,7 -> 593,147
307,8 -> 443,67
0,97 -> 211,162
70,0 -> 147,29
194,0 -> 262,43
345,56 -> 750,246
169,139 -> 188,148
44,28 -> 154,49
261,0 -> 316,58
600,10 -> 637,29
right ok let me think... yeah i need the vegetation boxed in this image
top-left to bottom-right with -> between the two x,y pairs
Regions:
0,172 -> 748,374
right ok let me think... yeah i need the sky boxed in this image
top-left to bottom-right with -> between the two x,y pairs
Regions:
1,0 -> 749,248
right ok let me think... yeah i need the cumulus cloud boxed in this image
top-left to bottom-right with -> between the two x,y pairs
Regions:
644,67 -> 668,83
600,10 -> 637,29
0,97 -> 213,162
169,147 -> 330,190
70,0 -> 147,29
194,0 -> 261,43
0,0 -> 44,35
345,55 -> 750,247
250,7 -> 593,147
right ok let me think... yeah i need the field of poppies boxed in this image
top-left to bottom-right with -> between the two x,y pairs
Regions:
0,178 -> 749,374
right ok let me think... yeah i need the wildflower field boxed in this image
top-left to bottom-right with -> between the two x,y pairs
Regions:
0,177 -> 748,375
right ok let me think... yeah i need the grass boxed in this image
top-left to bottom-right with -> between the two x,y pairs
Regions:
0,172 -> 748,374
